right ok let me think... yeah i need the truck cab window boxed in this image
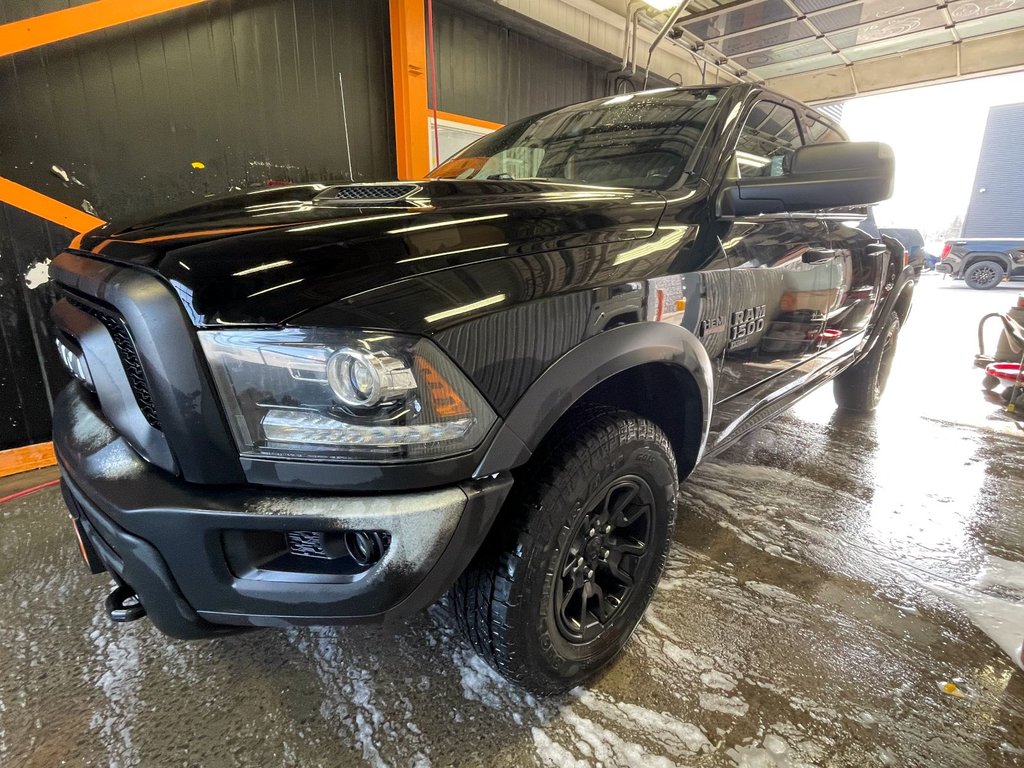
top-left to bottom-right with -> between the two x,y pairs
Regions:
731,102 -> 803,179
805,115 -> 845,145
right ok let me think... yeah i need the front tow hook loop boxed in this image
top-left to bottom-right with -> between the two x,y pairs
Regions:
106,584 -> 146,622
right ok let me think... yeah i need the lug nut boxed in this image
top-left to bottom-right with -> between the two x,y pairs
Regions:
588,528 -> 596,537
604,525 -> 612,533
587,569 -> 595,579
577,557 -> 584,567
602,549 -> 610,559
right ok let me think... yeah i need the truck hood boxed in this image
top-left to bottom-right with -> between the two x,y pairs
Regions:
74,180 -> 666,326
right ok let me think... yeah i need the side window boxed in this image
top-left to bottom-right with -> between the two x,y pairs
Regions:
732,102 -> 803,179
805,115 -> 845,145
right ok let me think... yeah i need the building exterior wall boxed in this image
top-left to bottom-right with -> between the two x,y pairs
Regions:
963,102 -> 1024,238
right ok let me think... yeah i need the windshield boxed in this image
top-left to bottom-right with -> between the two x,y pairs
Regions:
428,87 -> 725,191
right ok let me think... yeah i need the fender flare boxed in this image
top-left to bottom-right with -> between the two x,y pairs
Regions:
862,265 -> 915,355
474,322 -> 715,477
963,251 -> 1012,273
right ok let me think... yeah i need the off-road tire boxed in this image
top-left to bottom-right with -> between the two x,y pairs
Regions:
834,311 -> 900,412
964,260 -> 1005,290
450,405 -> 678,694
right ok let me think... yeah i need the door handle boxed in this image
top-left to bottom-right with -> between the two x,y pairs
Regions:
803,249 -> 836,264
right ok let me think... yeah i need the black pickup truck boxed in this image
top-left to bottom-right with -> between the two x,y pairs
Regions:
50,84 -> 909,694
937,238 -> 1024,289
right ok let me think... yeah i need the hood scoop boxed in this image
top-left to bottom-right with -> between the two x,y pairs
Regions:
315,183 -> 421,204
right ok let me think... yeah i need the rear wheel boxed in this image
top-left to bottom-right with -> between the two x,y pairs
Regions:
834,311 -> 900,412
964,260 -> 1005,290
450,405 -> 678,694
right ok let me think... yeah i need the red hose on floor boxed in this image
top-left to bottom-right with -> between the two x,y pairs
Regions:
0,478 -> 59,505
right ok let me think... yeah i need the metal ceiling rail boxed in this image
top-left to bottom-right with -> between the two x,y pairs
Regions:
697,0 -> 966,46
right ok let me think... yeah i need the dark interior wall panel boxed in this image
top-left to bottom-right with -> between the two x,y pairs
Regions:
0,203 -> 70,450
0,0 -> 395,450
1,0 -> 395,218
433,2 -> 609,124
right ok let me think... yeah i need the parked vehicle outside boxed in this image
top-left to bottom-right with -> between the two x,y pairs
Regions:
879,227 -> 936,277
937,238 -> 1024,289
49,84 -> 909,693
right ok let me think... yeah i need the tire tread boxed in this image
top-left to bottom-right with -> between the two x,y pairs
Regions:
451,405 -> 677,693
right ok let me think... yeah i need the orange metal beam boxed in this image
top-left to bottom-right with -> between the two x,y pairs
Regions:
0,442 -> 56,478
389,0 -> 431,180
0,176 -> 104,232
0,0 -> 207,58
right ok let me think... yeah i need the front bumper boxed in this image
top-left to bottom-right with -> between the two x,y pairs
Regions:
54,385 -> 512,638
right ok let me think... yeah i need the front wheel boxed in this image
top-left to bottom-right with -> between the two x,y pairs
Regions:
450,405 -> 678,694
964,260 -> 1005,290
834,311 -> 901,412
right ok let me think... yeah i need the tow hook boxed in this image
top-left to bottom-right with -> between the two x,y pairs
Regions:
105,584 -> 146,622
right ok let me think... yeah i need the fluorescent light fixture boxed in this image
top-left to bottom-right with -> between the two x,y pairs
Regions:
425,294 -> 507,324
644,0 -> 683,10
387,213 -> 507,235
233,259 -> 293,277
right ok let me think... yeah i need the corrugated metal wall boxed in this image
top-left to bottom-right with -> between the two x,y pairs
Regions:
962,102 -> 1024,238
0,0 -> 625,452
432,1 -> 610,124
0,0 -> 394,451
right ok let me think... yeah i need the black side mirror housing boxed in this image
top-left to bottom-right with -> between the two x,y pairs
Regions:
718,141 -> 895,217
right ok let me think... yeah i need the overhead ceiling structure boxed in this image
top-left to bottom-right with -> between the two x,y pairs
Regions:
498,0 -> 1024,103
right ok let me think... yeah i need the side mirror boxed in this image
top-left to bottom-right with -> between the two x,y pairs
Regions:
718,141 -> 895,217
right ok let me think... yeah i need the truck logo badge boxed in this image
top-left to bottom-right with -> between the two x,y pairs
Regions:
56,338 -> 93,390
730,305 -> 766,341
699,315 -> 726,336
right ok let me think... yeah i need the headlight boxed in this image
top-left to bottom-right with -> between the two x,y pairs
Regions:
198,328 -> 496,462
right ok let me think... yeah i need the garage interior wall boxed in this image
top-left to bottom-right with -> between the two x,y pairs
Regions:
432,0 -> 610,125
0,0 -> 619,464
0,0 -> 394,456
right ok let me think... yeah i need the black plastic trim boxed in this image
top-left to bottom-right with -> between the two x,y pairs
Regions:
50,251 -> 245,484
53,386 -> 514,631
475,321 -> 714,476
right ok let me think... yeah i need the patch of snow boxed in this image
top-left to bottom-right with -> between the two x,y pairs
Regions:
559,709 -> 679,768
574,690 -> 710,755
51,164 -> 69,182
700,669 -> 737,691
698,692 -> 749,717
23,260 -> 50,289
744,581 -> 801,603
532,727 -> 589,768
927,582 -> 1024,671
975,555 -> 1024,595
81,199 -> 98,216
86,605 -> 141,767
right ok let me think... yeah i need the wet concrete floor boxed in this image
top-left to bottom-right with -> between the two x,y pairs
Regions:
2,274 -> 1024,767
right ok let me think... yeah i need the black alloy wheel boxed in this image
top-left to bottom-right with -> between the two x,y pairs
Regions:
554,477 -> 654,644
